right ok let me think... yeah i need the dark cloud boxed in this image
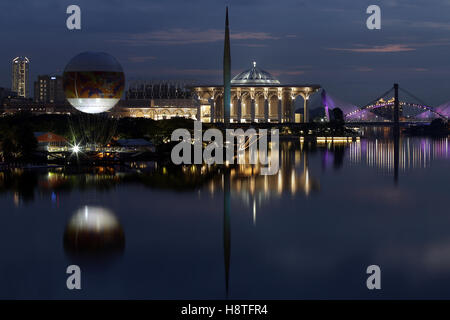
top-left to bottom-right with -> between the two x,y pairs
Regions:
1,0 -> 450,105
327,44 -> 416,52
109,29 -> 278,46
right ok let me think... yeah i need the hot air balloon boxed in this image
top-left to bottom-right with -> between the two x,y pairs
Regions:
63,51 -> 125,114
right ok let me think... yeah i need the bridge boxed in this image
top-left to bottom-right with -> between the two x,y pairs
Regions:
322,84 -> 449,123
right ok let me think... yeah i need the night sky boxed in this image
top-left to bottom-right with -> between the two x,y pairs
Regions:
2,0 -> 450,106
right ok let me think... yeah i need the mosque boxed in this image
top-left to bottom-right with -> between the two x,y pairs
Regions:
117,8 -> 321,123
192,61 -> 320,123
193,8 -> 320,124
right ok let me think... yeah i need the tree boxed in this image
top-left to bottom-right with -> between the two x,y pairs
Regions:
331,108 -> 345,135
332,108 -> 344,123
14,126 -> 38,160
1,136 -> 16,162
430,118 -> 445,129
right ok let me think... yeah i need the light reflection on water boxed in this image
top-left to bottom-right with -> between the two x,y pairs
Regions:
0,128 -> 449,299
348,137 -> 449,172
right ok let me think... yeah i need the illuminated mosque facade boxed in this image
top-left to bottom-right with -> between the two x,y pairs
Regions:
192,61 -> 320,123
117,9 -> 321,123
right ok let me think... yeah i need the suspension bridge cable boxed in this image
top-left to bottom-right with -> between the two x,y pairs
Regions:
359,86 -> 395,110
398,87 -> 430,108
399,86 -> 447,119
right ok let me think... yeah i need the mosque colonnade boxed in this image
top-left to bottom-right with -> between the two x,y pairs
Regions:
192,62 -> 320,123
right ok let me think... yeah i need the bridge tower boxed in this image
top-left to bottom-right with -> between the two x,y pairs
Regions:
393,83 -> 399,125
393,83 -> 400,185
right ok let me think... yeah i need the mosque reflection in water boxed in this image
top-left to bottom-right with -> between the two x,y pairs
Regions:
0,131 -> 449,298
0,135 -> 449,209
209,141 -> 320,227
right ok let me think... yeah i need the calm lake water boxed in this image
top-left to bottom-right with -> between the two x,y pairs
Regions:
0,126 -> 449,299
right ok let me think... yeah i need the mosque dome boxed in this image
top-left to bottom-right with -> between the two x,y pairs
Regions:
231,61 -> 280,85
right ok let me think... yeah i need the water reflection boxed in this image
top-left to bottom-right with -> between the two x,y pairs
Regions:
347,137 -> 449,172
216,134 -> 449,297
63,206 -> 125,257
208,142 -> 321,211
1,135 -> 448,207
0,169 -> 38,204
0,128 -> 449,299
0,164 -> 219,206
223,170 -> 231,298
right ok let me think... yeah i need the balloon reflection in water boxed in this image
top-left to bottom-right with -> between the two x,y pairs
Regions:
63,206 -> 125,256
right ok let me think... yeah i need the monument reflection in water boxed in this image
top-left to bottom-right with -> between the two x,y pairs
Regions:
218,134 -> 449,297
0,131 -> 449,298
3,135 -> 448,209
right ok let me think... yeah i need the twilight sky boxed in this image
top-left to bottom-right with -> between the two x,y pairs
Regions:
2,0 -> 450,106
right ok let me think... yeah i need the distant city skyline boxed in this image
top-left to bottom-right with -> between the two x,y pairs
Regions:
2,0 -> 450,106
34,75 -> 65,103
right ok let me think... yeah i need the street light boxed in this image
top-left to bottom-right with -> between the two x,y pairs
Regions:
71,143 -> 81,154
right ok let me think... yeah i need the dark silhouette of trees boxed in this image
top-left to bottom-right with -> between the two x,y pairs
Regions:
14,125 -> 38,160
430,118 -> 446,130
330,107 -> 345,135
1,137 -> 16,162
406,118 -> 449,136
0,123 -> 38,162
332,108 -> 344,123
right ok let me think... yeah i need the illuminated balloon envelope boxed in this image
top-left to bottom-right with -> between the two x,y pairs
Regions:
63,52 -> 125,114
63,206 -> 125,254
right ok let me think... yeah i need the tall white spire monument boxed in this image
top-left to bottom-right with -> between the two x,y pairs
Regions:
223,7 -> 231,125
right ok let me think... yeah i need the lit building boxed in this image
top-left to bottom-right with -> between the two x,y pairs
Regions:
126,80 -> 193,100
113,80 -> 199,119
115,65 -> 321,123
114,98 -> 199,120
11,57 -> 30,98
192,61 -> 320,123
116,7 -> 322,123
34,132 -> 69,152
2,97 -> 72,115
34,75 -> 65,103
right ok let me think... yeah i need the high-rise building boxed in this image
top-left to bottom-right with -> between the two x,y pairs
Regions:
34,75 -> 65,103
11,56 -> 30,98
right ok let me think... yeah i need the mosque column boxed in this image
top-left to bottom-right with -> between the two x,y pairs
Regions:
210,100 -> 215,123
277,98 -> 282,123
249,88 -> 256,123
237,98 -> 242,123
264,98 -> 269,122
197,105 -> 201,122
289,96 -> 295,122
300,92 -> 310,123
277,88 -> 282,123
263,88 -> 269,123
287,90 -> 295,122
194,93 -> 202,122
250,98 -> 255,122
282,97 -> 288,123
303,98 -> 308,123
